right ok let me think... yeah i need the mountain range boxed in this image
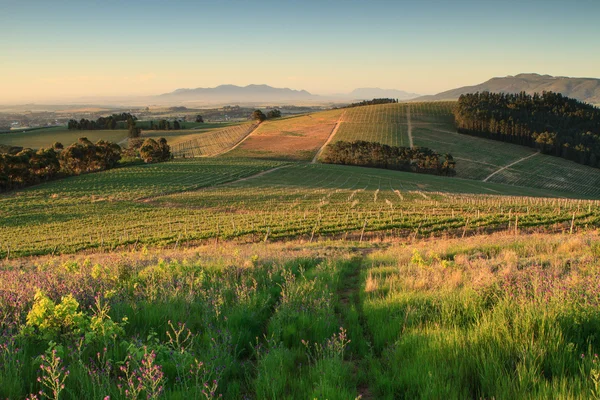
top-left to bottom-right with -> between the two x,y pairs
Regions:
415,73 -> 600,104
158,85 -> 421,103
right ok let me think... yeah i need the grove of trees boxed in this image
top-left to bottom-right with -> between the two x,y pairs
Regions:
454,91 -> 600,167
139,138 -> 171,163
0,136 -> 173,192
67,113 -> 137,130
266,109 -> 282,119
0,138 -> 121,192
252,110 -> 267,122
322,140 -> 456,176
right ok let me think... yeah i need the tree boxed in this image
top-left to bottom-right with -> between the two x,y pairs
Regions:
195,115 -> 204,123
267,109 -> 282,119
173,120 -> 181,130
127,119 -> 141,138
252,110 -> 267,122
139,138 -> 171,163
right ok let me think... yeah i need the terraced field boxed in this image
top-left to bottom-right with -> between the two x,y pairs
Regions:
170,122 -> 258,157
226,110 -> 343,161
2,161 -> 598,258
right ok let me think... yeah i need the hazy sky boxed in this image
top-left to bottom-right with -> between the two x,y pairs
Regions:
2,0 -> 599,103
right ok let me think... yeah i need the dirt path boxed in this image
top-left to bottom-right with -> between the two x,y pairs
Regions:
210,122 -> 262,157
483,152 -> 540,182
311,112 -> 345,164
407,104 -> 414,148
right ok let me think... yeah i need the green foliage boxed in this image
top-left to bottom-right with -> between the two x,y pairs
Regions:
455,91 -> 600,167
140,138 -> 171,163
252,110 -> 266,122
322,140 -> 456,176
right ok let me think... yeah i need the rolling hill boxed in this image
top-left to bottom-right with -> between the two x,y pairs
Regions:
416,73 -> 600,105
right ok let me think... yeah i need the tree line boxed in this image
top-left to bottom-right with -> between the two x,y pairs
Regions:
0,137 -> 171,192
343,98 -> 399,108
454,91 -> 600,167
67,113 -> 137,130
321,140 -> 456,176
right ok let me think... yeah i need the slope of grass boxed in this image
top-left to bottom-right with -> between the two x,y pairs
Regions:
0,127 -> 128,148
225,110 -> 343,161
2,233 -> 600,399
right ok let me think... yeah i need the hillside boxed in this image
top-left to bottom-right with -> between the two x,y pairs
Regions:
315,102 -> 600,198
416,73 -> 600,105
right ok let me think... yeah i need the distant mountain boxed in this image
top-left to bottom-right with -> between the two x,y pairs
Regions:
159,84 -> 316,103
347,88 -> 420,101
416,74 -> 600,105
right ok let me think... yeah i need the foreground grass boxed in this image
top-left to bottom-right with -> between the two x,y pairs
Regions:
1,233 -> 600,398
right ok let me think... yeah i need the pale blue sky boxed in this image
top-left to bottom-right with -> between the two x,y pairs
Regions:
1,0 -> 599,102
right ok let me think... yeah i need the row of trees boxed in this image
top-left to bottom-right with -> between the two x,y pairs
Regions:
343,98 -> 399,108
0,137 -> 172,192
67,113 -> 137,130
454,91 -> 600,167
322,140 -> 456,176
148,120 -> 182,131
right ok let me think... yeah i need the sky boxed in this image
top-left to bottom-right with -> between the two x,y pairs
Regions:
1,0 -> 599,103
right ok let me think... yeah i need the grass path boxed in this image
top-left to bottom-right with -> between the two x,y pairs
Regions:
336,253 -> 377,399
407,104 -> 414,148
311,111 -> 345,164
483,151 -> 540,182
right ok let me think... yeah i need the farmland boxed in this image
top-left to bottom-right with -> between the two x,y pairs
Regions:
2,159 -> 598,259
170,122 -> 259,157
322,102 -> 600,197
0,126 -> 128,149
3,101 -> 600,399
225,109 -> 343,161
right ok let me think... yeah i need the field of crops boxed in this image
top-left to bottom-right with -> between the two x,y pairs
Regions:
2,160 -> 598,259
226,110 -> 343,161
2,233 -> 600,399
170,122 -> 258,157
332,103 -> 410,147
325,102 -> 600,198
0,127 -> 128,148
137,122 -> 242,145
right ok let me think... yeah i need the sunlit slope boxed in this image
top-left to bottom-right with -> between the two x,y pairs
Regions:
224,109 -> 344,161
326,102 -> 600,198
170,122 -> 258,157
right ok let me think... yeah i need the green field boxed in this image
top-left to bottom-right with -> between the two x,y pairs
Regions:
2,159 -> 598,259
323,102 -> 600,198
0,126 -> 129,148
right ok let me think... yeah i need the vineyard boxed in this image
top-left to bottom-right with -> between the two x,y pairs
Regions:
225,110 -> 343,161
322,102 -> 600,197
1,161 -> 598,258
170,122 -> 258,157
